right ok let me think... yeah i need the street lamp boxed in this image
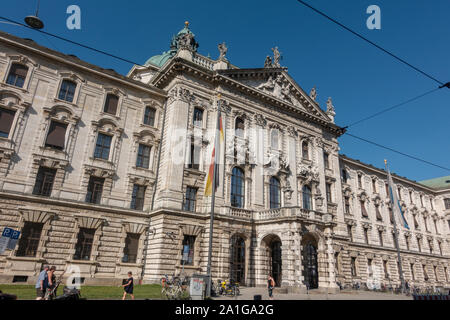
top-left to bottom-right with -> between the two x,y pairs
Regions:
24,0 -> 44,30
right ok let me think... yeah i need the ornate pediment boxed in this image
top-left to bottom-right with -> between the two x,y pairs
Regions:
219,69 -> 333,123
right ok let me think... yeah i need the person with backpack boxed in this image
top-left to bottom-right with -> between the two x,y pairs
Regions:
120,271 -> 135,300
267,275 -> 275,300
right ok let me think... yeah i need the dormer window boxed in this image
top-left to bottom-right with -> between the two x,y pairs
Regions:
6,63 -> 28,88
0,107 -> 16,138
193,107 -> 203,127
58,80 -> 77,102
144,106 -> 156,126
103,94 -> 118,115
45,121 -> 67,150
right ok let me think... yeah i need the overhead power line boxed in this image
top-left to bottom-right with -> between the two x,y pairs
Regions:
296,0 -> 446,86
0,16 -> 144,66
344,132 -> 450,172
343,87 -> 441,129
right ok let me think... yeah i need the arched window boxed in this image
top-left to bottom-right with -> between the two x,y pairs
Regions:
271,129 -> 279,150
302,185 -> 312,210
193,107 -> 203,127
231,167 -> 245,208
302,141 -> 309,160
6,63 -> 28,88
269,177 -> 281,208
235,117 -> 244,138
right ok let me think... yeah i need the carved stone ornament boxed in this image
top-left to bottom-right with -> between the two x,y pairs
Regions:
297,163 -> 319,184
254,114 -> 267,127
218,42 -> 228,60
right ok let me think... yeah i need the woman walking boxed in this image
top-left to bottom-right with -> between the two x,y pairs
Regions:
121,272 -> 135,300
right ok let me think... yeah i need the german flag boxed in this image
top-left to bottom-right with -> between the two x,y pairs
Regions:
204,108 -> 224,196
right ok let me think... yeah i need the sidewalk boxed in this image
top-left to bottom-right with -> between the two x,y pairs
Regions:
213,287 -> 412,300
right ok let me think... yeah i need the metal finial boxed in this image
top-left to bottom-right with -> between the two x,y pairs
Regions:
185,21 -> 189,28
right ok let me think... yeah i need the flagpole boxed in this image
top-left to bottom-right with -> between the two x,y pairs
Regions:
384,159 -> 406,294
206,95 -> 221,298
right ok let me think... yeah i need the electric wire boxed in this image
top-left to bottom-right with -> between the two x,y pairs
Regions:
343,132 -> 450,172
0,16 -> 144,66
296,0 -> 445,86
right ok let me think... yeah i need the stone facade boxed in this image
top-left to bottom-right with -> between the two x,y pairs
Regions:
0,25 -> 448,290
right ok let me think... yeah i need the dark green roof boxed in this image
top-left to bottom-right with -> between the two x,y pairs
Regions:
418,176 -> 450,190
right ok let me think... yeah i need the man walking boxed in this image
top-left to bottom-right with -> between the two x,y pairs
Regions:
267,275 -> 275,300
35,265 -> 49,300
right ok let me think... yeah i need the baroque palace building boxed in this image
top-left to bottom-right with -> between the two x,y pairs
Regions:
0,23 -> 448,291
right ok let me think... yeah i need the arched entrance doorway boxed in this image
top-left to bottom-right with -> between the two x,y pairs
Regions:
302,234 -> 318,289
262,234 -> 282,287
230,235 -> 246,284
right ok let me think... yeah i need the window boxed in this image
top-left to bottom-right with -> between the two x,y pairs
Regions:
409,191 -> 413,203
367,259 -> 373,277
85,176 -> 104,204
347,225 -> 353,242
6,63 -> 28,88
433,219 -> 439,234
385,183 -> 389,198
428,239 -> 433,254
193,107 -> 203,127
433,266 -> 438,282
445,267 -> 449,283
383,260 -> 389,279
363,228 -> 369,244
326,183 -> 332,203
231,167 -> 245,208
271,129 -> 279,150
410,263 -> 415,280
73,228 -> 95,260
358,174 -> 362,189
302,185 -> 312,210
323,152 -> 329,169
180,235 -> 196,265
122,233 -> 140,263
413,214 -> 419,229
422,265 -> 428,281
372,179 -> 377,193
16,222 -> 43,257
420,195 -> 424,207
136,144 -> 151,169
188,139 -> 200,170
342,169 -> 348,183
269,177 -> 281,209
0,107 -> 16,138
143,106 -> 156,126
45,121 -> 67,150
438,242 -> 442,256
444,198 -> 450,210
183,187 -> 197,212
360,200 -> 368,218
389,207 -> 394,224
103,94 -> 118,115
302,141 -> 309,160
32,167 -> 56,197
344,196 -> 350,214
334,252 -> 341,275
417,238 -> 422,252
378,230 -> 383,246
430,199 -> 434,210
131,184 -> 146,210
375,205 -> 382,221
235,117 -> 244,138
94,133 -> 112,160
405,236 -> 410,250
351,257 -> 357,276
58,80 -> 76,102
397,187 -> 402,200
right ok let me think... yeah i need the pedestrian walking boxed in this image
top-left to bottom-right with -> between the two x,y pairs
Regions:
46,266 -> 57,300
120,272 -> 135,300
267,275 -> 275,300
35,265 -> 49,300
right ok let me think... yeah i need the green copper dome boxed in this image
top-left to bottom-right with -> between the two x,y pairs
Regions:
144,21 -> 198,68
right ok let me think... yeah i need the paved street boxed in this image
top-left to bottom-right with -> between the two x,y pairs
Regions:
214,287 -> 412,300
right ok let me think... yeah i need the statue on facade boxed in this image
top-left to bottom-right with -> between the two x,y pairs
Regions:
218,42 -> 228,60
326,97 -> 335,113
309,87 -> 317,101
264,55 -> 273,68
271,47 -> 281,67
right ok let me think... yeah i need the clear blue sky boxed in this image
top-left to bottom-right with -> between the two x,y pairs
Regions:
1,0 -> 449,182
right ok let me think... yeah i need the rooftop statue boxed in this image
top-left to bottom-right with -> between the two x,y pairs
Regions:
271,46 -> 281,67
264,55 -> 272,68
218,42 -> 228,60
309,87 -> 317,101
